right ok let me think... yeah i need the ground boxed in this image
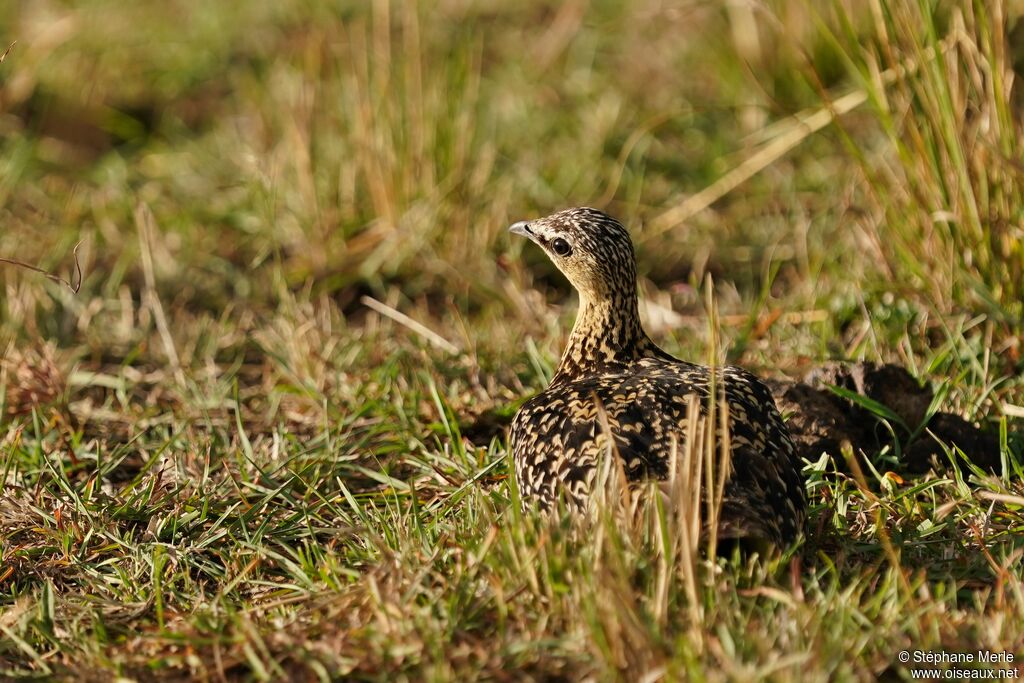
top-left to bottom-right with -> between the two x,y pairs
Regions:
1,1 -> 1023,681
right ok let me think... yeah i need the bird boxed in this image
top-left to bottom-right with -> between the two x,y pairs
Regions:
507,207 -> 806,546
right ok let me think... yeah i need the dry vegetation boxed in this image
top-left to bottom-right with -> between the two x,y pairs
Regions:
1,0 -> 1023,681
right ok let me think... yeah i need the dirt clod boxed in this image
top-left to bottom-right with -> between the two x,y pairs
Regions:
770,362 -> 1004,473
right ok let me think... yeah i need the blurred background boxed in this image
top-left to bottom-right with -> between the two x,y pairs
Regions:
1,0 -> 1022,418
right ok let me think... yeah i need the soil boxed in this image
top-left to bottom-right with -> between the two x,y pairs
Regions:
767,362 -> 1004,474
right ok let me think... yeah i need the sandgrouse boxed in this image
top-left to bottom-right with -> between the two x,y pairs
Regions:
508,207 -> 806,546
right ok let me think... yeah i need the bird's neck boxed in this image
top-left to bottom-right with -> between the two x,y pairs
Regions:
552,290 -> 656,382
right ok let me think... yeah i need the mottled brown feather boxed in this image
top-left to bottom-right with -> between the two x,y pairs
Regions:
508,207 -> 806,545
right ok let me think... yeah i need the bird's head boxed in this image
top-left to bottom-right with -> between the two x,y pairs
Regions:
509,207 -> 637,301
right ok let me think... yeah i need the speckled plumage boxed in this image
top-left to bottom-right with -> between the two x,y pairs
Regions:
508,207 -> 806,546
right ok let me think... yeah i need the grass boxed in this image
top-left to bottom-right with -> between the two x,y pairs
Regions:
1,0 -> 1023,680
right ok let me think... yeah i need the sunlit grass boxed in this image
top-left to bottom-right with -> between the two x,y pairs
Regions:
1,0 -> 1023,680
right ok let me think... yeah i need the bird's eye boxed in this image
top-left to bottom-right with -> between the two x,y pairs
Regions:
551,238 -> 572,257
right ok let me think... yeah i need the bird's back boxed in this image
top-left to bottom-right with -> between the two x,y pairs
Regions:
510,356 -> 806,545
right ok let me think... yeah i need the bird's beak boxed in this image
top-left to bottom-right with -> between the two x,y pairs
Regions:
509,221 -> 537,243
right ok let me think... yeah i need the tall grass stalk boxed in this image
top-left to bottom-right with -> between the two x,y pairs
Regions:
825,0 -> 1023,326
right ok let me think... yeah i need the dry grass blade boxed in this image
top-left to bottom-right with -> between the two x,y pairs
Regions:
135,202 -> 185,386
651,90 -> 866,234
677,395 -> 705,632
651,37 -> 951,235
360,295 -> 460,353
0,242 -> 83,293
977,491 -> 1024,507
